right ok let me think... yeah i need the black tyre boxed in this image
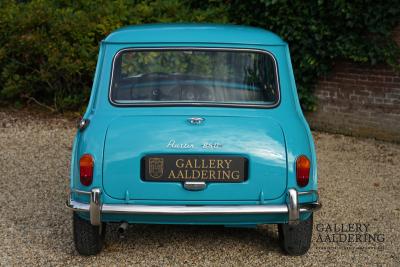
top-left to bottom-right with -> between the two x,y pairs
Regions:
278,213 -> 313,256
73,212 -> 106,256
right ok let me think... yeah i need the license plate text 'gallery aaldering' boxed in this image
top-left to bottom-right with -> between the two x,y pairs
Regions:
143,155 -> 247,182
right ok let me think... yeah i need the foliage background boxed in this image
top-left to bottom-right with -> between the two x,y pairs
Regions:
0,0 -> 399,112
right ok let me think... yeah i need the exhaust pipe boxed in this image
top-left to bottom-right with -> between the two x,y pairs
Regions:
118,222 -> 128,235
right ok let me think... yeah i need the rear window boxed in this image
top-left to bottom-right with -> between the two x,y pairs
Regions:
110,48 -> 279,107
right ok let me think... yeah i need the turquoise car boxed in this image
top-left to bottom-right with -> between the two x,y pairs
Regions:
67,24 -> 321,256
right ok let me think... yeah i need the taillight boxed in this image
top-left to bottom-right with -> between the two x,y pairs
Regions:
296,155 -> 310,187
80,154 -> 94,186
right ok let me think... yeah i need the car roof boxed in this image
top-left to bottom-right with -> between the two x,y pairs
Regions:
103,23 -> 286,46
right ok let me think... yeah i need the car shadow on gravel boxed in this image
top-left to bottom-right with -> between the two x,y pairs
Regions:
100,223 -> 281,254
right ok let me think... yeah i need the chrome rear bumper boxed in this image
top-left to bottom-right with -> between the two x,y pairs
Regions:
66,188 -> 321,226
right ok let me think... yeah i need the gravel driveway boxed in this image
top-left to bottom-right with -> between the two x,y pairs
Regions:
0,110 -> 399,266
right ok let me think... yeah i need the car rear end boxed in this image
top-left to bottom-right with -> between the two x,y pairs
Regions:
66,24 -> 321,256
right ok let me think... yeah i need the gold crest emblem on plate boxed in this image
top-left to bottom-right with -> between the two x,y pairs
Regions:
149,158 -> 164,178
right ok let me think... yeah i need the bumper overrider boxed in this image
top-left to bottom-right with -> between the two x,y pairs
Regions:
66,188 -> 321,226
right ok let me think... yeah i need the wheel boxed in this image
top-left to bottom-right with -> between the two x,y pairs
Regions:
73,212 -> 106,256
278,213 -> 313,256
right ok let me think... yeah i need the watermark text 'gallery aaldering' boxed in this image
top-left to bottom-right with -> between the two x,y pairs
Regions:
315,223 -> 385,243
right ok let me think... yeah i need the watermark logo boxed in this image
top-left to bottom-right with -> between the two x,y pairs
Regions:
314,223 -> 385,251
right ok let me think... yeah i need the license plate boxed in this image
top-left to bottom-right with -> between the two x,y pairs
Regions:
143,155 -> 247,182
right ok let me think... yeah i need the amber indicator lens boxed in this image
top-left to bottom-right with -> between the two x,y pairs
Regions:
296,155 -> 310,187
79,154 -> 94,186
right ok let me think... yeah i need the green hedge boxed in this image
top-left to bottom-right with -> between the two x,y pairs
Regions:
0,0 -> 399,112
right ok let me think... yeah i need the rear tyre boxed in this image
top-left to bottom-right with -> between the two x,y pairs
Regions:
278,213 -> 313,256
73,212 -> 106,256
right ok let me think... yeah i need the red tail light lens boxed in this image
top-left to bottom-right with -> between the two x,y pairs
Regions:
296,155 -> 310,187
80,154 -> 93,186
